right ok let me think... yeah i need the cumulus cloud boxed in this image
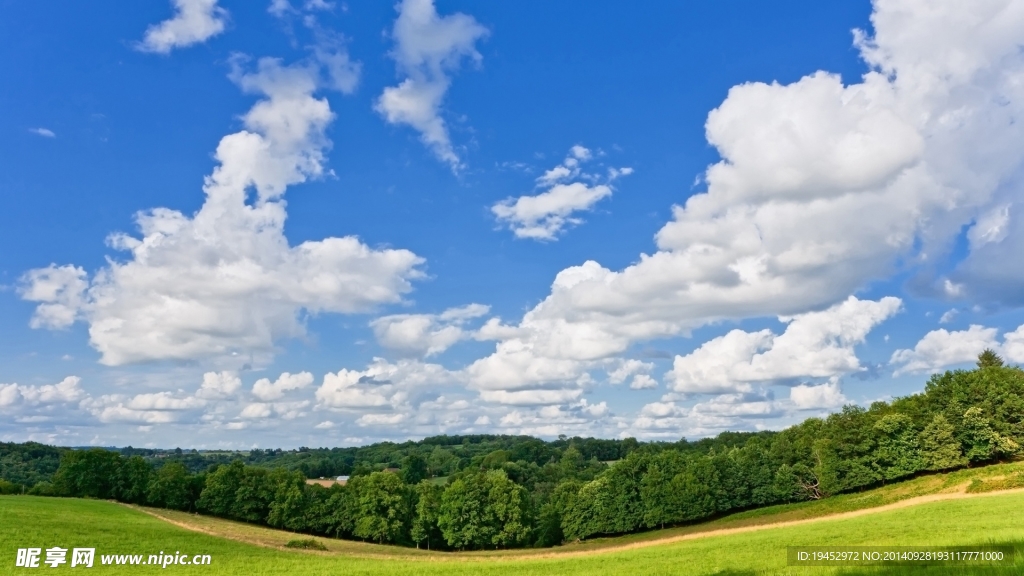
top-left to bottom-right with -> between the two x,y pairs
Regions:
629,374 -> 658,390
790,378 -> 847,410
370,303 -> 489,357
375,0 -> 488,170
466,0 -> 1024,409
315,357 -> 460,410
888,323 -> 1024,375
83,388 -> 207,425
252,371 -> 314,401
20,54 -> 422,367
607,359 -> 654,385
28,128 -> 55,138
137,0 -> 228,54
666,297 -> 901,394
197,371 -> 242,399
492,146 -> 631,240
0,377 -> 85,408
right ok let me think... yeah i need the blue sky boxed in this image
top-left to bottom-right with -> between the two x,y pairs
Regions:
3,0 -> 1024,449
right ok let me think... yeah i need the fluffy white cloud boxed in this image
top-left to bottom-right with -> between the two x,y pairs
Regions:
0,377 -> 85,408
629,374 -> 658,390
315,357 -> 459,410
20,55 -> 422,366
239,400 -> 309,420
892,319 -> 1003,375
375,0 -> 488,170
28,127 -> 55,138
492,146 -> 631,240
197,371 -> 242,399
370,303 -> 489,357
607,359 -> 654,385
84,388 -> 207,425
667,297 -> 900,394
137,0 -> 228,54
790,378 -> 847,410
467,0 -> 1024,405
1004,325 -> 1024,364
252,371 -> 314,401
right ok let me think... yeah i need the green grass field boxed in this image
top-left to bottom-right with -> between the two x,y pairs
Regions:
4,463 -> 1024,575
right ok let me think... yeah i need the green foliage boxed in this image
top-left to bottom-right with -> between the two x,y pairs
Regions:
0,442 -> 64,487
51,448 -> 122,499
411,481 -> 443,550
147,462 -> 192,511
872,413 -> 923,480
437,469 -> 531,550
920,414 -> 967,470
115,456 -> 152,504
351,472 -> 410,544
400,453 -> 428,484
284,538 -> 327,550
978,349 -> 1005,368
0,478 -> 21,494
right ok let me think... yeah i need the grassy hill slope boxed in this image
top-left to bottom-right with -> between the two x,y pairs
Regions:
5,464 -> 1024,575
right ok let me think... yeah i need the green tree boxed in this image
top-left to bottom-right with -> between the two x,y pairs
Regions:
266,469 -> 309,531
919,414 -> 967,470
197,461 -> 244,516
438,474 -> 491,549
232,466 -> 274,523
147,462 -> 192,511
484,469 -> 531,548
411,481 -> 443,549
961,407 -> 1020,462
51,449 -> 122,499
427,447 -> 457,477
400,454 -> 429,484
978,349 -> 1005,369
115,455 -> 152,504
352,471 -> 410,544
872,413 -> 923,480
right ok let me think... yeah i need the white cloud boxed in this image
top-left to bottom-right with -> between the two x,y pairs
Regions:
28,128 -> 55,138
1004,325 -> 1024,364
375,0 -> 488,170
939,308 -> 959,324
667,297 -> 900,394
18,265 -> 88,330
252,371 -> 314,401
137,0 -> 228,54
890,324 -> 1003,375
239,400 -> 310,420
790,378 -> 847,410
20,55 -> 421,367
478,388 -> 582,406
84,388 -> 207,425
467,0 -> 1024,405
370,303 -> 488,357
0,377 -> 85,408
357,413 -> 406,427
197,371 -> 242,399
629,374 -> 658,390
492,146 -> 631,240
315,357 -> 459,410
607,359 -> 654,385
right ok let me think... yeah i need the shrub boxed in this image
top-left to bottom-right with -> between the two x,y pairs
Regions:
285,538 -> 327,551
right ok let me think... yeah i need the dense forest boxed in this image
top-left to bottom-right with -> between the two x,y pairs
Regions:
2,351 -> 1022,550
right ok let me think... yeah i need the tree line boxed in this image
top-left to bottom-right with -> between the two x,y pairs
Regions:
3,351 -> 1022,549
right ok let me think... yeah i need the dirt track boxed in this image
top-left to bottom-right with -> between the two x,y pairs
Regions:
129,486 -> 1024,562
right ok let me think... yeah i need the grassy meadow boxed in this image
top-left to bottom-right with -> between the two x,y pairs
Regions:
5,462 -> 1024,575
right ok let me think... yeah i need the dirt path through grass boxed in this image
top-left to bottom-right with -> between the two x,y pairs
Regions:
127,484 -> 1024,562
